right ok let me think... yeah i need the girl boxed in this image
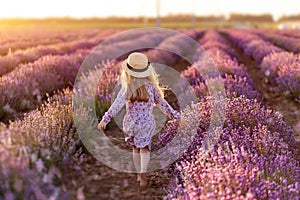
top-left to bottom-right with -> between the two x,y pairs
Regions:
98,52 -> 180,190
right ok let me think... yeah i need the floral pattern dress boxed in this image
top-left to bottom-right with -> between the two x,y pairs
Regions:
102,82 -> 180,151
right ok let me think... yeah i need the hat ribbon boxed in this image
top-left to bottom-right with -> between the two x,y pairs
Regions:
127,62 -> 150,72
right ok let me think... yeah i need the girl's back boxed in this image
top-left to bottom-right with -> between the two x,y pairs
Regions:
99,52 -> 180,149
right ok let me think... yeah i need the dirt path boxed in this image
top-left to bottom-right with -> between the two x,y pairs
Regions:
219,30 -> 300,156
62,60 -> 190,200
63,125 -> 176,200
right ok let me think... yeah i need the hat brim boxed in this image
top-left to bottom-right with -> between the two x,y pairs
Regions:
122,59 -> 153,78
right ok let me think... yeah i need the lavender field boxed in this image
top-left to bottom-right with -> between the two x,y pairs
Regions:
0,27 -> 299,200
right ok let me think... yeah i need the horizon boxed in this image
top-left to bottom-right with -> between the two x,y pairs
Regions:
0,13 -> 298,23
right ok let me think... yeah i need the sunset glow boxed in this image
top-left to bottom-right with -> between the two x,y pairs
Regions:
0,0 -> 299,20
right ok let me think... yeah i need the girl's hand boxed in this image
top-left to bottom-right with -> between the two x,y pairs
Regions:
98,120 -> 107,130
173,117 -> 188,127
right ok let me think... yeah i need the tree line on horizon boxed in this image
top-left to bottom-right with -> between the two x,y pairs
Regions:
0,13 -> 299,26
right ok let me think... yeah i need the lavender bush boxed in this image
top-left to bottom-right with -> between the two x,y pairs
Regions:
0,49 -> 90,120
261,52 -> 300,101
0,88 -> 86,199
164,95 -> 299,200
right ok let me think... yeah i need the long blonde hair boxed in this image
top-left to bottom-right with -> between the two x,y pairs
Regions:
120,67 -> 167,102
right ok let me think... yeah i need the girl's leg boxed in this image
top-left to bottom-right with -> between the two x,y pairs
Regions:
132,146 -> 141,181
140,146 -> 150,172
140,146 -> 150,187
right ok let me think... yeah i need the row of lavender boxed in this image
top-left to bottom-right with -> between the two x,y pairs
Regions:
0,29 -> 101,56
163,30 -> 299,199
0,29 -> 119,76
0,29 -> 199,199
275,29 -> 300,39
253,29 -> 300,53
0,48 -> 89,121
199,30 -> 259,99
222,28 -> 300,103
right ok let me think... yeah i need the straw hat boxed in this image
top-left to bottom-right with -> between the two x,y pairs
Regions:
122,52 -> 153,78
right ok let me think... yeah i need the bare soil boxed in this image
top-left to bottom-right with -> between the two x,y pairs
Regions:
63,126 -> 175,200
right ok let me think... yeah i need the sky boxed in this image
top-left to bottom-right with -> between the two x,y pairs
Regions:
0,0 -> 299,20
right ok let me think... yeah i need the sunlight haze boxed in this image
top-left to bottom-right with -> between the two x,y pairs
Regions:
0,0 -> 299,20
